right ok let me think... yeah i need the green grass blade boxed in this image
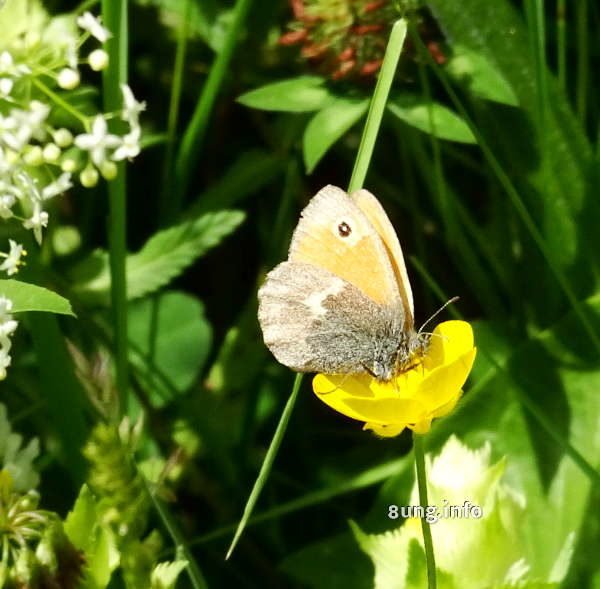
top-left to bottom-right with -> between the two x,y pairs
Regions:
160,0 -> 191,222
102,0 -> 129,416
576,0 -> 589,125
556,0 -> 566,91
348,18 -> 407,192
410,255 -> 600,486
141,473 -> 209,589
225,18 -> 409,560
412,31 -> 600,359
28,313 -> 88,481
172,0 -> 254,219
225,373 -> 303,559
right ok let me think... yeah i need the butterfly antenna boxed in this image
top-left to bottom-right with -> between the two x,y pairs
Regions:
417,296 -> 460,335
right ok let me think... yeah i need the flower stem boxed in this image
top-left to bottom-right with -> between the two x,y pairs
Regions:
225,18 -> 409,561
172,0 -> 254,220
102,0 -> 129,417
413,432 -> 437,589
348,18 -> 407,192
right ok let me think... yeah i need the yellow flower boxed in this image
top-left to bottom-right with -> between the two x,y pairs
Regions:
312,320 -> 476,437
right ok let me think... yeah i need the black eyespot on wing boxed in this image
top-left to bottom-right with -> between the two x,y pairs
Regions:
338,221 -> 352,237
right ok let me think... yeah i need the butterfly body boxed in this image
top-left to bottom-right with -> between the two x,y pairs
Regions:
258,185 -> 426,382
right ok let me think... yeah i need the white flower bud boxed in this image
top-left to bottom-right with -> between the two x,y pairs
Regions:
57,68 -> 80,90
100,160 -> 117,180
42,143 -> 61,163
53,128 -> 73,148
23,145 -> 44,166
61,158 -> 79,173
0,78 -> 13,97
88,48 -> 109,71
80,165 -> 99,187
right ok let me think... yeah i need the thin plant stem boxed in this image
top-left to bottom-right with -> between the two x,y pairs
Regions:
160,0 -> 191,222
412,31 -> 600,359
556,0 -> 566,91
178,453 -> 412,550
225,373 -> 303,559
410,255 -> 600,486
172,0 -> 253,219
348,19 -> 407,192
226,19 -> 409,559
31,78 -> 88,127
413,433 -> 437,589
140,473 -> 208,589
102,0 -> 129,416
576,0 -> 588,124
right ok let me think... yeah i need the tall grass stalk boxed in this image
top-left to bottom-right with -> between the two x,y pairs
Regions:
226,18 -> 409,560
102,0 -> 129,416
412,31 -> 600,359
172,0 -> 254,220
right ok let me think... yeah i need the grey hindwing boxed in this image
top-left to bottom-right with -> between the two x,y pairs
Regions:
258,261 -> 406,376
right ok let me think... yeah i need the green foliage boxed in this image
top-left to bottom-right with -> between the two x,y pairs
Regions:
237,76 -> 333,112
387,95 -> 476,143
128,291 -> 212,407
0,280 -> 74,315
71,210 -> 245,304
303,97 -> 369,172
0,403 -> 39,492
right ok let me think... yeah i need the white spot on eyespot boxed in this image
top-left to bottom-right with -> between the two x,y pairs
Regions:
330,217 -> 360,245
304,279 -> 345,316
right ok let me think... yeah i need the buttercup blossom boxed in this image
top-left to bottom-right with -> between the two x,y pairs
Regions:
313,320 -> 476,436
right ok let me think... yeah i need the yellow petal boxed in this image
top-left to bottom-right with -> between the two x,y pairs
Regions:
430,389 -> 463,419
423,320 -> 474,370
409,417 -> 433,434
412,347 -> 477,408
313,374 -> 378,422
342,396 -> 427,425
363,422 -> 406,437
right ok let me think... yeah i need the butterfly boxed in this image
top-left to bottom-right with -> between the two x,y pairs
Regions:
258,184 -> 431,381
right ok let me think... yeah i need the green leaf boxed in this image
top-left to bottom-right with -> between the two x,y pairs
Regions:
237,76 -> 333,112
281,532 -> 373,589
64,485 -> 99,552
303,97 -> 369,172
64,485 -> 119,589
0,280 -> 74,315
446,44 -> 519,106
388,95 -> 476,143
128,291 -> 212,407
151,559 -> 188,589
71,210 -> 245,305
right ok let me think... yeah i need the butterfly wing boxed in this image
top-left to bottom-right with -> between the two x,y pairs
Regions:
288,185 -> 402,309
258,261 -> 403,377
350,188 -> 414,325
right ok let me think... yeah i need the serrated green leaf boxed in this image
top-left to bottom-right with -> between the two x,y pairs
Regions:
71,210 -> 245,305
128,291 -> 212,407
388,95 -> 476,143
0,280 -> 74,315
446,44 -> 518,106
237,76 -> 333,112
303,97 -> 369,172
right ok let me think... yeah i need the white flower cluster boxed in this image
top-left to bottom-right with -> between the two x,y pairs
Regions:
0,296 -> 18,380
0,9 -> 144,251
